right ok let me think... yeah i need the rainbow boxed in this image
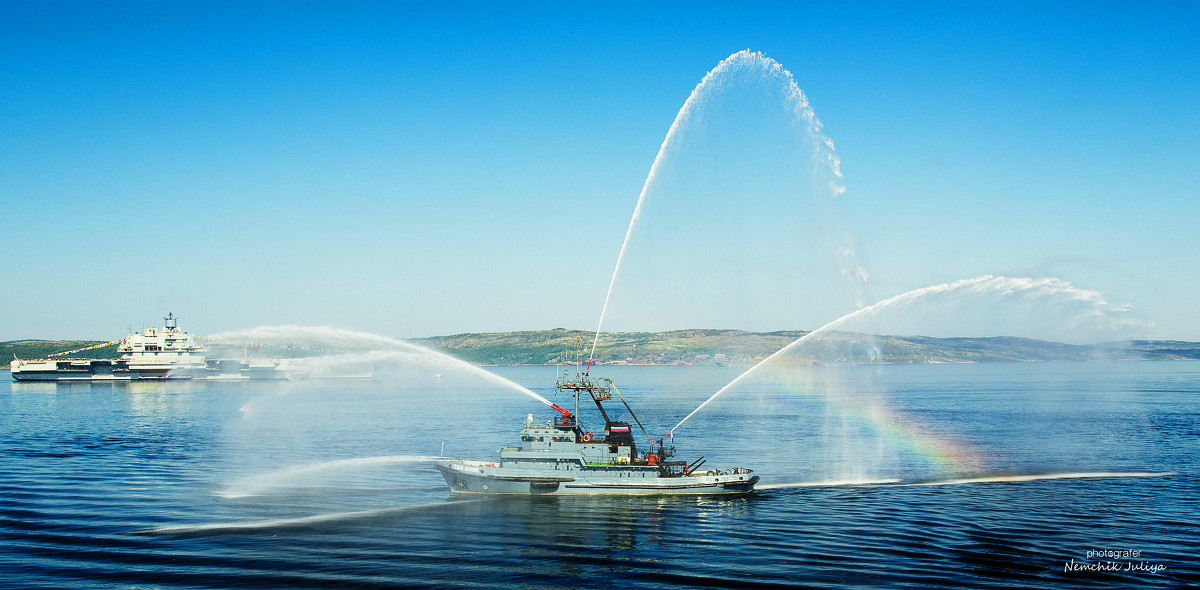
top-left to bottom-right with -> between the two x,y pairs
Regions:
736,365 -> 984,475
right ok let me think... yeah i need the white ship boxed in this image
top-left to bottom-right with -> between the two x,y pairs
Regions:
9,314 -> 285,382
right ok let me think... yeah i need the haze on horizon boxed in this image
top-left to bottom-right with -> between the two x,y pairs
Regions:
2,3 -> 1197,343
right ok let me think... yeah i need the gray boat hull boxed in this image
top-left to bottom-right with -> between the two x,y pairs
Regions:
436,461 -> 758,495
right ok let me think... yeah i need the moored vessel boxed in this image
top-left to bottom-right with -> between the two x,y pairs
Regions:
9,314 -> 287,382
435,371 -> 758,495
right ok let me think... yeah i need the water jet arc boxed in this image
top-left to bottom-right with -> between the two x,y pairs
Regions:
208,325 -> 556,408
667,275 -> 1149,436
589,49 -> 847,361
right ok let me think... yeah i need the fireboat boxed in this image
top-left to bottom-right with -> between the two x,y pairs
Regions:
435,370 -> 758,494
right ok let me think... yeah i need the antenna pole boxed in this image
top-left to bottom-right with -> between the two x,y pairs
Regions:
604,378 -> 655,446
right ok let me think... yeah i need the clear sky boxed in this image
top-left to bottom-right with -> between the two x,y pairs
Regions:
2,2 -> 1197,341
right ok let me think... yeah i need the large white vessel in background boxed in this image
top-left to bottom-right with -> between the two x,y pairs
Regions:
9,314 -> 286,382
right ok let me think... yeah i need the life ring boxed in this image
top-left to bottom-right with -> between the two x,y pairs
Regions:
580,432 -> 593,442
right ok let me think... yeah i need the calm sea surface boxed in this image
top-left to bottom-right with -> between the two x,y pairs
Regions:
1,362 -> 1196,588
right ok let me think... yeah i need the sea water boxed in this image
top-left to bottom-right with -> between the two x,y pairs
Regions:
0,362 -> 1196,588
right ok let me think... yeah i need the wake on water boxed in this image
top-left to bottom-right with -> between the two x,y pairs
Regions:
131,500 -> 479,536
756,478 -> 902,490
136,472 -> 1176,536
757,471 -> 1177,491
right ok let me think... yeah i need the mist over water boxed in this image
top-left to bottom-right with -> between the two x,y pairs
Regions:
216,454 -> 441,499
663,275 -> 1155,481
200,325 -> 567,509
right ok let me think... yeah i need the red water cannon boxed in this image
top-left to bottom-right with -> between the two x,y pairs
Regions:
549,403 -> 573,426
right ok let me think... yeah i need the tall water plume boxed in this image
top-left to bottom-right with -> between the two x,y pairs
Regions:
591,50 -> 865,360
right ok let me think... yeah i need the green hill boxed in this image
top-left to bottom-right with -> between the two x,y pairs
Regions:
412,330 -> 1200,365
1,340 -> 120,361
410,328 -> 805,365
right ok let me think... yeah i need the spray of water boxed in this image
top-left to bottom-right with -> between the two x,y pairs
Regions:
590,49 -> 860,360
207,325 -> 553,406
217,454 -> 440,499
889,471 -> 1178,487
208,327 -> 554,511
668,275 -> 1153,435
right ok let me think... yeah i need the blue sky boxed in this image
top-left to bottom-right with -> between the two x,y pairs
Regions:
2,2 -> 1197,341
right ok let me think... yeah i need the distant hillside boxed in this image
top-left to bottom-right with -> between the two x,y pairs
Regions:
412,330 -> 1200,365
1,340 -> 119,361
6,332 -> 1200,367
872,336 -> 1200,363
410,329 -> 805,366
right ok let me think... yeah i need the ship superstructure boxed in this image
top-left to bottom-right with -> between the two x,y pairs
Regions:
435,371 -> 758,494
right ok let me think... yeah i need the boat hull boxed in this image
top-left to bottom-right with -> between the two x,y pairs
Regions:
9,358 -> 286,382
436,461 -> 758,495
